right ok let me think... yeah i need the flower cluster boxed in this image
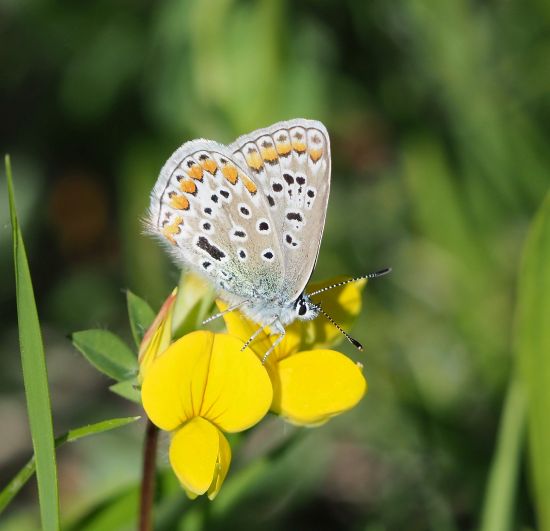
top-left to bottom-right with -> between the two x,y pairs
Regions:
139,274 -> 368,499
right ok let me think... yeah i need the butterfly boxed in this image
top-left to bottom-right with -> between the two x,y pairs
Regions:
147,119 -> 390,361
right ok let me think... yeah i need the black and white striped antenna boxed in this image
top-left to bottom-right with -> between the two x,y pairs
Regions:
307,267 -> 391,297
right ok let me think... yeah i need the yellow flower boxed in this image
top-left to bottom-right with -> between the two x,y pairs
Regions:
138,289 -> 177,380
138,273 -> 214,380
141,330 -> 272,499
220,277 -> 368,426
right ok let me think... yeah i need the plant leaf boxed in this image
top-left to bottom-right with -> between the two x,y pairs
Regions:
72,329 -> 138,381
0,417 -> 140,514
127,291 -> 156,347
5,155 -> 60,530
109,380 -> 142,403
516,190 -> 550,530
479,378 -> 526,531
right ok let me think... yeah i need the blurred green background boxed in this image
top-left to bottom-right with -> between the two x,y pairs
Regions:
1,0 -> 549,529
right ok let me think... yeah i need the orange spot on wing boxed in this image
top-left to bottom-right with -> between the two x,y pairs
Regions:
246,151 -> 264,172
241,174 -> 257,194
261,147 -> 278,163
292,141 -> 307,154
222,164 -> 239,184
200,158 -> 218,174
162,216 -> 183,245
276,142 -> 292,156
179,179 -> 197,194
309,148 -> 323,162
170,194 -> 190,210
187,164 -> 203,180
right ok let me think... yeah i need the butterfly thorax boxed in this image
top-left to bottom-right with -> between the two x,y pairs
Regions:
235,292 -> 319,329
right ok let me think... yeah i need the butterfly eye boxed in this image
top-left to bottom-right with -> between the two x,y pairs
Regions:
298,302 -> 307,316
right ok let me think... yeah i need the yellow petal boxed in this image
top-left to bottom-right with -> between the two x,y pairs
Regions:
184,489 -> 199,500
138,289 -> 177,379
217,301 -> 273,354
218,301 -> 300,362
286,277 -> 367,351
199,334 -> 273,432
207,428 -> 231,500
141,331 -> 215,430
169,417 -> 231,497
142,330 -> 272,432
272,349 -> 367,426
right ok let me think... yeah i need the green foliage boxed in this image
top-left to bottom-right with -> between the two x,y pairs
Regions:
171,272 -> 216,339
109,381 -> 142,404
2,0 -> 550,528
126,290 -> 156,347
5,156 -> 59,531
71,330 -> 138,382
516,191 -> 550,530
480,380 -> 526,531
0,417 -> 139,515
65,485 -> 139,531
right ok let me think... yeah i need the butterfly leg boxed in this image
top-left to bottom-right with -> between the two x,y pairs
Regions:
261,321 -> 285,364
202,300 -> 248,325
240,322 -> 271,352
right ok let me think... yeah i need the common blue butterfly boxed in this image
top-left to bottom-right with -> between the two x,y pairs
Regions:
147,119 -> 389,360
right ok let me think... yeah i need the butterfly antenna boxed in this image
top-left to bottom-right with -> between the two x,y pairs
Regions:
310,303 -> 364,351
307,267 -> 392,297
202,301 -> 248,325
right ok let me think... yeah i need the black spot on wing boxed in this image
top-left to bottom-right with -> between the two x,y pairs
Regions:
286,212 -> 303,222
197,236 -> 225,261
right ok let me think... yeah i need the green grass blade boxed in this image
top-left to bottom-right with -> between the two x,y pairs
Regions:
0,416 -> 140,514
479,378 -> 526,531
5,155 -> 59,530
516,190 -> 550,531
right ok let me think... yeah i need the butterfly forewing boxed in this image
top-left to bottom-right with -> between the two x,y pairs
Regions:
229,119 -> 331,301
148,139 -> 285,301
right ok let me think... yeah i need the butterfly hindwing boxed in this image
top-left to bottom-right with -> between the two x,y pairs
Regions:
229,119 -> 331,300
148,139 -> 285,300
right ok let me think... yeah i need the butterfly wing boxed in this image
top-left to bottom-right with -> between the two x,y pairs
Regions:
229,119 -> 331,301
147,139 -> 285,303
